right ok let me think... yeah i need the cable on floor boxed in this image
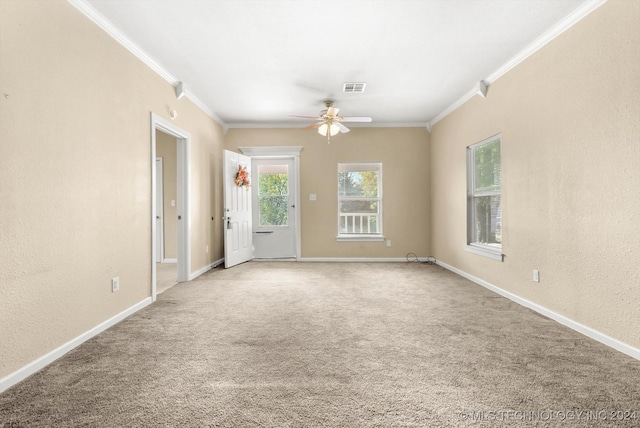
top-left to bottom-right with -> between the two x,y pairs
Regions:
406,252 -> 437,265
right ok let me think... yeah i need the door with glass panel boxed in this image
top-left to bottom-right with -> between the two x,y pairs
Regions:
251,158 -> 297,259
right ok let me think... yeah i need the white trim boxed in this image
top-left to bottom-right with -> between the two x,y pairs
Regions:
335,235 -> 385,242
483,0 -> 607,84
239,146 -> 302,157
475,80 -> 488,98
464,244 -> 503,261
155,157 -> 164,263
230,121 -> 427,129
300,257 -> 426,263
427,0 -> 607,130
0,297 -> 153,393
161,258 -> 177,263
427,85 -> 480,130
188,258 -> 224,280
151,113 -> 192,301
176,130 -> 191,283
436,260 -> 640,362
67,0 -> 225,127
67,0 -> 172,81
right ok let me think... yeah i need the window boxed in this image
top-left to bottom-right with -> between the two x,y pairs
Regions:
257,164 -> 288,227
337,163 -> 383,241
467,135 -> 502,260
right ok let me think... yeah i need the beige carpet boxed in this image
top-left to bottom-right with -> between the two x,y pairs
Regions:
1,262 -> 639,427
156,262 -> 178,295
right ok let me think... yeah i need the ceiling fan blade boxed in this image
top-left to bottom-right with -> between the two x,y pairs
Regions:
335,122 -> 350,133
326,106 -> 339,117
338,116 -> 372,123
302,121 -> 323,131
289,115 -> 322,120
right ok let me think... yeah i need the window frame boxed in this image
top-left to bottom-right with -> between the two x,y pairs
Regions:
255,162 -> 290,229
336,162 -> 384,242
466,135 -> 503,261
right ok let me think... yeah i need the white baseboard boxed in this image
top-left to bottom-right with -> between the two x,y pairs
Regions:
0,297 -> 153,394
161,258 -> 177,263
299,257 -> 431,263
188,258 -> 224,280
436,260 -> 640,361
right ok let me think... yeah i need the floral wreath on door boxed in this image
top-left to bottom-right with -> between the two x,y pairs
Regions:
235,165 -> 250,188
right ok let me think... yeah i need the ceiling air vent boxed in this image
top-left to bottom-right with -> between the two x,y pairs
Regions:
343,82 -> 366,93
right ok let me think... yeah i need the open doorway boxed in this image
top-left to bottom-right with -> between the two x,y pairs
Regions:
155,131 -> 178,294
151,113 -> 191,301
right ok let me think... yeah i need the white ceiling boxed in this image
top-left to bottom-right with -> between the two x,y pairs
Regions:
79,0 -> 598,129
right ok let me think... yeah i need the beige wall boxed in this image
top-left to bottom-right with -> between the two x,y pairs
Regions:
155,131 -> 178,259
0,0 -> 224,379
225,127 -> 431,258
1,0 -> 636,388
430,0 -> 640,348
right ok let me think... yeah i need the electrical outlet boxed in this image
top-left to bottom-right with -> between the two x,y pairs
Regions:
112,277 -> 120,292
386,240 -> 392,247
533,270 -> 540,283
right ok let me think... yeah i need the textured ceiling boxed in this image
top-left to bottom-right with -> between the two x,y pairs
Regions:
80,0 -> 596,129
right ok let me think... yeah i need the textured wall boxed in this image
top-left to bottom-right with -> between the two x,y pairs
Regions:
224,127 -> 431,259
430,0 -> 640,348
0,0 -> 223,378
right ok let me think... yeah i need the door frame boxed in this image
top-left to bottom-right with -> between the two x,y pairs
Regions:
239,146 -> 302,260
151,113 -> 191,301
155,157 -> 164,262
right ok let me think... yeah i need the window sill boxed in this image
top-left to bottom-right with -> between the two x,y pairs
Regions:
336,235 -> 385,242
465,244 -> 503,261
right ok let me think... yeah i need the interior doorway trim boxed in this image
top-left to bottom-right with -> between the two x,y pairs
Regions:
239,146 -> 302,260
155,157 -> 165,263
151,113 -> 191,301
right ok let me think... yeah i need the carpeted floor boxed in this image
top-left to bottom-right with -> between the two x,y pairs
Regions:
156,262 -> 178,295
1,262 -> 639,427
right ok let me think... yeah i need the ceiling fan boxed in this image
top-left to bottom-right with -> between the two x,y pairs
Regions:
289,100 -> 372,143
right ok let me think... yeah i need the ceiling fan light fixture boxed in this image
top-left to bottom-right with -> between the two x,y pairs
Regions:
318,122 -> 340,137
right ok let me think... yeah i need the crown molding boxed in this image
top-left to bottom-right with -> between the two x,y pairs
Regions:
67,0 -> 226,129
239,146 -> 303,157
227,121 -> 427,129
427,82 -> 486,131
484,0 -> 607,85
427,0 -> 607,130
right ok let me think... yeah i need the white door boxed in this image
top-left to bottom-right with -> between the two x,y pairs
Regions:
251,158 -> 297,259
155,157 -> 164,262
223,150 -> 253,268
